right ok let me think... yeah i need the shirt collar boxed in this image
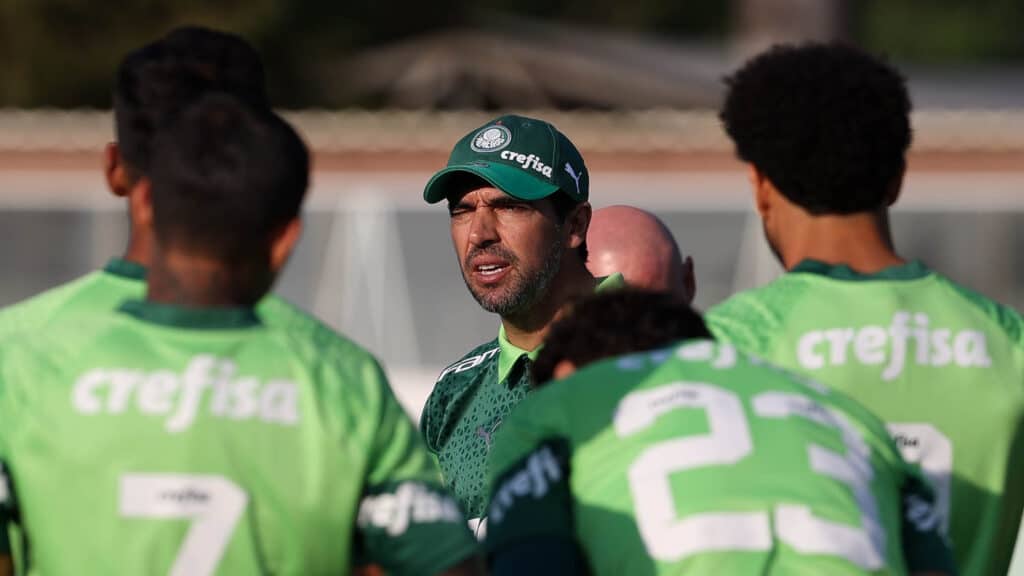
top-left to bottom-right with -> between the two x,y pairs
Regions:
496,273 -> 625,383
119,300 -> 261,330
103,258 -> 147,281
790,259 -> 931,281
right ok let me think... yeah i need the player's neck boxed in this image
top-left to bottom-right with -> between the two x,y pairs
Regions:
147,250 -> 257,309
121,226 -> 153,268
501,257 -> 596,352
781,210 -> 905,274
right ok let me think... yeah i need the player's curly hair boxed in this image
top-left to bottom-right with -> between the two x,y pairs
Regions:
531,290 -> 711,386
720,42 -> 912,215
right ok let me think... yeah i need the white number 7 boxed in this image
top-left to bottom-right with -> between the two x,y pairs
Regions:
120,474 -> 248,576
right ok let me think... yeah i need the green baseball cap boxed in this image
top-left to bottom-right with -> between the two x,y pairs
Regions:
423,114 -> 589,204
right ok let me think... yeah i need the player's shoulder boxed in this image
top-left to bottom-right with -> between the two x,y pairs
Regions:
258,294 -> 382,366
426,338 -> 501,409
706,276 -> 811,338
434,339 -> 501,386
708,273 -> 813,326
250,298 -> 402,429
420,339 -> 500,446
0,304 -> 129,384
706,280 -> 797,356
930,272 -> 1024,347
0,271 -> 108,332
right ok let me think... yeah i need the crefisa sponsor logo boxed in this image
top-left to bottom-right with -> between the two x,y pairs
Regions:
71,354 -> 299,432
488,445 -> 563,524
357,482 -> 463,536
796,311 -> 992,380
500,150 -> 553,178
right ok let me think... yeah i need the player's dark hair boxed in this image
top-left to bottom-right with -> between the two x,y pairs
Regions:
720,42 -> 912,215
532,290 -> 712,385
114,25 -> 268,178
149,93 -> 308,300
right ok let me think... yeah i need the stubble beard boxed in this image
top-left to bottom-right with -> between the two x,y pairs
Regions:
463,233 -> 566,317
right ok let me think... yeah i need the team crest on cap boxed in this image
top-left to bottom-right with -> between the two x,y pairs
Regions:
470,125 -> 512,153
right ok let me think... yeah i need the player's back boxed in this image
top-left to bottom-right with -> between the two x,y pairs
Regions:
707,260 -> 1024,575
488,339 -> 944,576
0,300 -> 473,575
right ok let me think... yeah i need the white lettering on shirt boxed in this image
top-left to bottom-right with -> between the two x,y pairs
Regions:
795,311 -> 992,380
71,354 -> 300,433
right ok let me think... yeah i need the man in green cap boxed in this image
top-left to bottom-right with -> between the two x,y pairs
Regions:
420,115 -> 624,532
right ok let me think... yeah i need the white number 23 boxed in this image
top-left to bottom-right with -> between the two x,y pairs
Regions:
614,383 -> 886,569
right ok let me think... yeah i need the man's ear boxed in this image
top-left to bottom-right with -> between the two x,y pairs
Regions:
270,218 -> 303,273
749,165 -> 774,221
104,142 -> 133,198
552,359 -> 577,380
566,202 -> 592,251
682,256 -> 696,304
129,177 -> 154,231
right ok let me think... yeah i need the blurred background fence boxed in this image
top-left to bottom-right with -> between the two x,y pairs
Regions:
1,109 -> 1022,412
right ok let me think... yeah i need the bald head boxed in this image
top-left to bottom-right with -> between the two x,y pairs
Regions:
587,205 -> 695,302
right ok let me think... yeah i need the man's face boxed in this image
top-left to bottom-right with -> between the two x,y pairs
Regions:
448,186 -> 566,316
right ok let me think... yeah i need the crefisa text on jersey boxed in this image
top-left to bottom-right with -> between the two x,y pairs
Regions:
796,311 -> 992,380
71,354 -> 299,432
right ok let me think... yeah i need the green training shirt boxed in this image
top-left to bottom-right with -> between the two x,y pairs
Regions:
0,258 -> 315,338
485,339 -> 955,576
420,274 -> 624,522
0,300 -> 477,575
706,259 -> 1024,576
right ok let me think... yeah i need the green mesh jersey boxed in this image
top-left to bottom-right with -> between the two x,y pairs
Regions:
485,339 -> 954,576
706,259 -> 1024,576
0,300 -> 477,575
420,339 -> 529,524
421,274 -> 625,523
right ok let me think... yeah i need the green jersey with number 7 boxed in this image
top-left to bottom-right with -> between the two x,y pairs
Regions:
0,300 -> 477,575
486,339 -> 955,575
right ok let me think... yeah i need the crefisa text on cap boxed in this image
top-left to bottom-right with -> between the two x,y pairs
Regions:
500,150 -> 553,178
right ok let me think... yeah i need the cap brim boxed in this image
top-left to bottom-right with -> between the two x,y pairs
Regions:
423,162 -> 560,204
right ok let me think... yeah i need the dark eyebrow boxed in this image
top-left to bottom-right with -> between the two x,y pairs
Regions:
487,197 -> 533,209
448,199 -> 474,215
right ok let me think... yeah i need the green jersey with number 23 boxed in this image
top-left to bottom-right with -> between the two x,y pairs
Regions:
486,339 -> 954,576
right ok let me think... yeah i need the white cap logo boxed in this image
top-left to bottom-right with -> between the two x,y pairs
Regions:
470,125 -> 511,153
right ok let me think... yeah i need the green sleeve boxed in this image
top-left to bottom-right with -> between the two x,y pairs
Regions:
0,278 -> 82,341
354,360 -> 477,576
485,393 -> 577,557
901,470 -> 957,574
485,436 -> 574,549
